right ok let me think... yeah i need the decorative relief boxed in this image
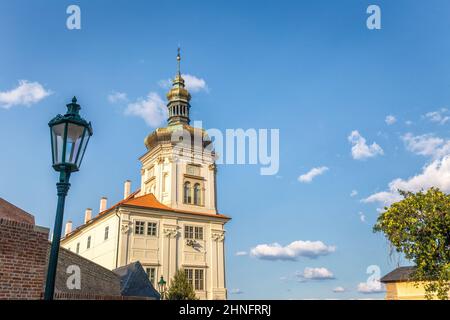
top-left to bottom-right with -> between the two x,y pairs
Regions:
121,221 -> 132,234
163,226 -> 178,238
208,163 -> 217,172
211,231 -> 225,242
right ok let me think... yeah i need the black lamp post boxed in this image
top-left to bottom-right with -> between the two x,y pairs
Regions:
158,276 -> 167,300
44,97 -> 93,300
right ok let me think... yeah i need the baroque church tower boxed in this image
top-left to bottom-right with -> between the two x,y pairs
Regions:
139,49 -> 218,215
60,50 -> 229,300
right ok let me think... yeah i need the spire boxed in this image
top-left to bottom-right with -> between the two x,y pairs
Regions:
166,48 -> 191,126
177,46 -> 181,76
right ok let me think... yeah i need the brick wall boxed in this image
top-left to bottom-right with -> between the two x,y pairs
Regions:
0,217 -> 154,300
0,218 -> 49,300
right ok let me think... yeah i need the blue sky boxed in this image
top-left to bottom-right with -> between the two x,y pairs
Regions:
2,0 -> 450,299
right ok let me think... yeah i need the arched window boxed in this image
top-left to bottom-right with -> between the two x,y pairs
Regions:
147,182 -> 155,195
194,183 -> 201,205
184,182 -> 191,204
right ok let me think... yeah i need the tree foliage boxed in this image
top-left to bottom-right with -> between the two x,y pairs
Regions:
373,188 -> 450,299
166,269 -> 198,300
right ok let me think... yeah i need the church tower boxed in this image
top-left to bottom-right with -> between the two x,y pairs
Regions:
61,50 -> 229,300
139,49 -> 218,215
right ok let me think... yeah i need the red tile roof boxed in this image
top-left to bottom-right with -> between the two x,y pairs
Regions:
120,193 -> 230,219
63,190 -> 229,241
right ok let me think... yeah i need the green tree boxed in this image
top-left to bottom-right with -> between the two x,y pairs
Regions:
166,269 -> 198,300
373,188 -> 450,300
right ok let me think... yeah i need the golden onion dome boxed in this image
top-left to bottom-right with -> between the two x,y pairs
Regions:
166,75 -> 191,102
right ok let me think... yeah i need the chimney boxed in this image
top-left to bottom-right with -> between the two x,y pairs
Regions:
124,180 -> 131,199
84,208 -> 92,224
64,221 -> 72,236
100,197 -> 107,213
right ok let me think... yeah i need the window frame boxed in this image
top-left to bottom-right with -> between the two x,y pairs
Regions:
135,220 -> 145,235
87,236 -> 91,249
145,267 -> 157,286
184,181 -> 192,204
184,225 -> 194,239
104,226 -> 109,240
184,225 -> 204,240
185,268 -> 205,291
193,183 -> 201,206
194,226 -> 203,240
147,222 -> 158,237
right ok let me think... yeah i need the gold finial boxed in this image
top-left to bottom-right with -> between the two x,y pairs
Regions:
177,46 -> 181,75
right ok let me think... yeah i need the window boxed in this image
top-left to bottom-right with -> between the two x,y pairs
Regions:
185,269 -> 193,287
145,267 -> 156,286
186,164 -> 200,176
194,183 -> 201,206
150,183 -> 156,194
185,226 -> 203,240
162,173 -> 168,192
185,268 -> 204,291
87,236 -> 91,249
184,182 -> 191,204
194,226 -> 203,240
146,166 -> 155,180
184,225 -> 194,239
76,243 -> 80,254
135,221 -> 145,235
104,226 -> 109,240
147,222 -> 157,236
195,269 -> 204,291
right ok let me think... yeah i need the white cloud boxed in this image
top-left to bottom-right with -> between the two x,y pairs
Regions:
124,92 -> 167,127
363,155 -> 450,206
298,166 -> 329,183
298,267 -> 335,280
333,286 -> 345,293
385,115 -> 397,125
348,130 -> 384,160
183,74 -> 208,92
350,190 -> 358,197
108,91 -> 128,103
231,288 -> 243,294
235,251 -> 248,256
250,240 -> 336,261
0,80 -> 52,109
424,108 -> 449,125
159,74 -> 208,93
358,212 -> 366,223
357,280 -> 385,294
402,133 -> 450,159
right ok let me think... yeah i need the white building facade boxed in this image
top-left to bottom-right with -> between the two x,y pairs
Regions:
61,52 -> 230,300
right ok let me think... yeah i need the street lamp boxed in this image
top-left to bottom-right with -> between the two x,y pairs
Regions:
158,276 -> 167,300
44,97 -> 93,300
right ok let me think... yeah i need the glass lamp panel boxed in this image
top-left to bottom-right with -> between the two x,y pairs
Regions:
51,123 -> 67,165
64,123 -> 85,165
75,127 -> 91,168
